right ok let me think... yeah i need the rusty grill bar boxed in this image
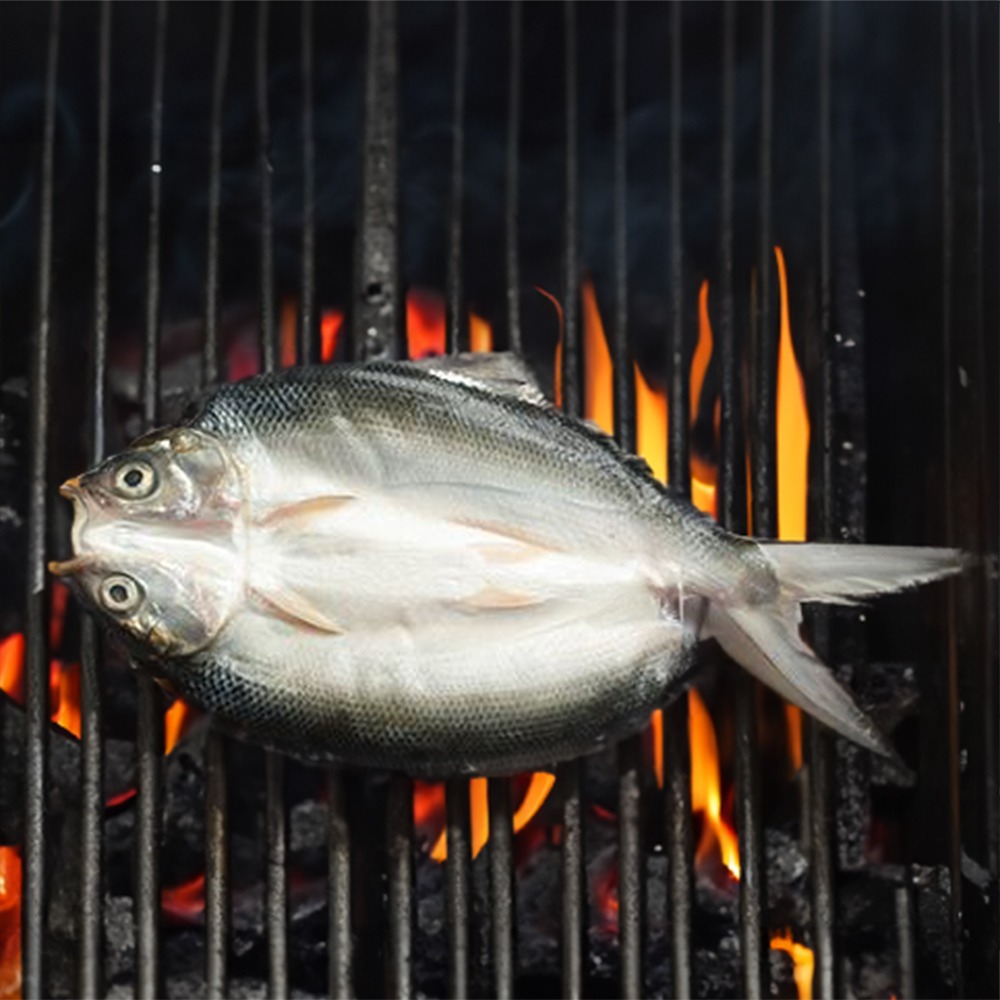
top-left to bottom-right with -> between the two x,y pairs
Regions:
1,2 -> 996,998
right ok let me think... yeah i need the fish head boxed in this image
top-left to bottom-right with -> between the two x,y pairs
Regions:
51,426 -> 244,659
62,426 -> 241,523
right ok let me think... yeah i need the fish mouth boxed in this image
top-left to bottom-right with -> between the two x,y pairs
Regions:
49,476 -> 92,579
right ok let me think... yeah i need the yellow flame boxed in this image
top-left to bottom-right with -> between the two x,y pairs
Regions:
469,312 -> 493,353
689,689 -> 741,879
582,280 -> 614,435
635,362 -> 668,484
770,929 -> 815,1000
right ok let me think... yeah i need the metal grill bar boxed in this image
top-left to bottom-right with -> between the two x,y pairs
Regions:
610,7 -> 643,999
939,8 -> 967,991
505,1 -> 523,355
808,6 -> 837,998
78,4 -> 111,995
326,768 -> 352,998
22,4 -> 60,995
445,0 -> 468,356
559,9 -> 585,996
203,0 -> 232,387
736,3 -> 774,996
203,9 -> 233,999
716,2 -> 742,537
354,0 -> 401,361
386,773 -> 413,999
299,0 -> 317,365
135,6 -> 168,996
445,778 -> 471,998
257,0 -> 277,374
663,5 -> 695,995
255,7 -> 289,995
488,778 -> 514,999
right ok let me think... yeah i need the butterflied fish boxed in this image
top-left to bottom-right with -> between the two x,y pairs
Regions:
51,355 -> 965,776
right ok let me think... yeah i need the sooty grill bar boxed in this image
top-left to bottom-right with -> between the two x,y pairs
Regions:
6,1 -> 996,998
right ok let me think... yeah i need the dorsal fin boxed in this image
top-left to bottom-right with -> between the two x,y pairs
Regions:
412,352 -> 551,408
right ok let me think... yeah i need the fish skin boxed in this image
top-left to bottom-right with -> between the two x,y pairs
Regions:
55,358 -> 965,776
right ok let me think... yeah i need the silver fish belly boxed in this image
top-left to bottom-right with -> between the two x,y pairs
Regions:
53,358 -> 965,777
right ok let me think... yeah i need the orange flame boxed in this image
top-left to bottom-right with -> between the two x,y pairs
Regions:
0,847 -> 21,1000
320,309 -> 344,363
690,280 -> 718,517
49,661 -> 81,740
582,280 -> 614,435
634,363 -> 668,484
689,689 -> 740,879
427,771 -> 556,862
469,312 -> 493,354
770,929 -> 815,1000
163,699 -> 197,755
161,872 -> 206,924
406,288 -> 446,359
774,245 -> 810,770
0,634 -> 25,704
280,298 -> 298,369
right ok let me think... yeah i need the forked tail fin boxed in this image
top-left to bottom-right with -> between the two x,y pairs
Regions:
704,544 -> 967,756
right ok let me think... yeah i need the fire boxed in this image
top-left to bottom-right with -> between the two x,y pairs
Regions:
775,246 -> 809,543
634,362 -> 667,484
690,280 -> 718,517
164,698 -> 197,755
770,928 -> 815,1000
406,288 -> 446,359
161,872 -> 206,925
426,771 -> 556,862
774,245 -> 810,770
0,634 -> 24,704
0,847 -> 21,1000
48,661 -> 81,739
469,312 -> 493,353
582,279 -> 614,435
689,689 -> 741,879
321,309 -> 344,363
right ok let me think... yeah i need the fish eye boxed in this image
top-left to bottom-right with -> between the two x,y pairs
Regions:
99,574 -> 143,614
113,460 -> 157,500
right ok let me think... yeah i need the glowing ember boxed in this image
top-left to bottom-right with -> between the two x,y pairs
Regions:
406,288 -> 446,359
49,580 -> 70,649
320,309 -> 344,363
0,634 -> 24,704
161,872 -> 206,925
689,689 -> 740,879
770,928 -> 815,1000
163,698 -> 197,755
0,847 -> 20,1000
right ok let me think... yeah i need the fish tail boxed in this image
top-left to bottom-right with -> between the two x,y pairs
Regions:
703,544 -> 967,758
758,542 -> 968,604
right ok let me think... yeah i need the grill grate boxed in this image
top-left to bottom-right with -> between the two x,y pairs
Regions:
1,2 -> 996,998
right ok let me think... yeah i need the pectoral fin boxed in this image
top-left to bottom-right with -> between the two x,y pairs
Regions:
457,586 -> 546,611
252,583 -> 346,635
256,495 -> 355,531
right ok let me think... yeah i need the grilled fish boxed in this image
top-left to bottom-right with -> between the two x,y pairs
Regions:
52,355 -> 964,776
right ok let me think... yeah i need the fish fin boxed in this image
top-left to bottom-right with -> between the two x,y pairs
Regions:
251,584 -> 346,635
759,543 -> 968,603
472,542 -> 546,565
257,495 -> 356,530
451,517 -> 564,554
414,352 -> 551,407
704,601 -> 898,761
457,585 -> 547,611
